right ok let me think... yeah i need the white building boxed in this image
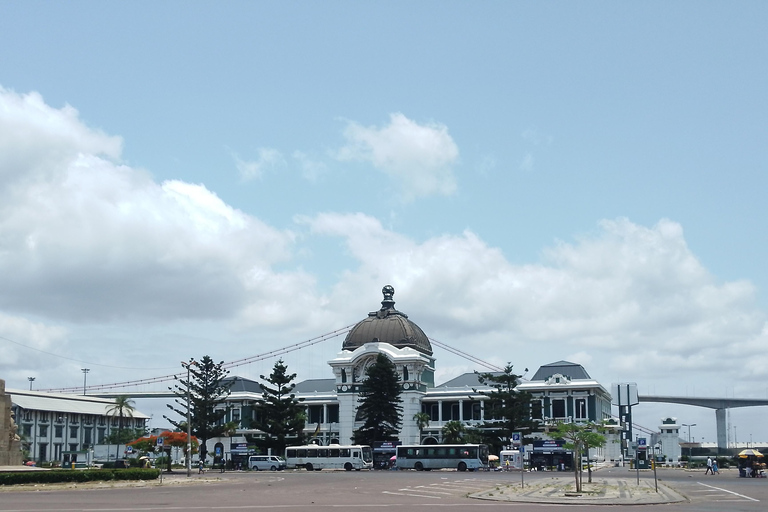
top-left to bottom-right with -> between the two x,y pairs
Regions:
8,389 -> 149,464
210,285 -> 615,468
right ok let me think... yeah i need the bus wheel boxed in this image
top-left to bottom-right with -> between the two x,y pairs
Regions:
415,462 -> 424,471
344,462 -> 353,471
458,462 -> 467,472
305,463 -> 313,471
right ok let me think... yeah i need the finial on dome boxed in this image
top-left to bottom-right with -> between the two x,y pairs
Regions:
381,285 -> 395,310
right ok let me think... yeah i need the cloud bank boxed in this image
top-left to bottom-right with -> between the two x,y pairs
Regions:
1,87 -> 766,410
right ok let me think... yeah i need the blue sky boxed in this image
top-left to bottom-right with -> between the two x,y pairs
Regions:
1,2 -> 766,443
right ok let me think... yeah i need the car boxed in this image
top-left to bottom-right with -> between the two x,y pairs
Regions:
248,455 -> 286,471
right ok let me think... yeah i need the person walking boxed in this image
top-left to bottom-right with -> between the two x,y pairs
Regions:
712,459 -> 719,474
705,456 -> 713,475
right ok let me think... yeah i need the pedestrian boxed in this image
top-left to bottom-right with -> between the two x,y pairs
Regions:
712,459 -> 719,474
198,460 -> 204,474
705,456 -> 713,475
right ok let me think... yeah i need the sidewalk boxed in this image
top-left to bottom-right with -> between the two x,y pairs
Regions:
471,475 -> 687,505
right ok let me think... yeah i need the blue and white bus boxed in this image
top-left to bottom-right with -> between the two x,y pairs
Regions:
396,444 -> 489,472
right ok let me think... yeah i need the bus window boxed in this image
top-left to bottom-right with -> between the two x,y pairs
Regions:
330,449 -> 339,457
340,448 -> 350,457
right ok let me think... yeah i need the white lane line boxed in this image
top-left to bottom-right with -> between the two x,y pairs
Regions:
404,487 -> 452,495
697,482 -> 759,502
382,491 -> 442,499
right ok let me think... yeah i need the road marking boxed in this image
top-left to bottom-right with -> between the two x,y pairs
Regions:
382,491 -> 442,499
697,482 -> 759,502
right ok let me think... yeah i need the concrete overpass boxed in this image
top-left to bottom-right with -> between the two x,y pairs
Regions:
639,395 -> 768,452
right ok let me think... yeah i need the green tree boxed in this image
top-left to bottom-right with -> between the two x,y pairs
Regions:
472,363 -> 539,453
442,420 -> 467,444
352,353 -> 403,446
413,412 -> 430,443
106,395 -> 136,459
549,421 -> 607,492
165,356 -> 232,462
252,359 -> 306,455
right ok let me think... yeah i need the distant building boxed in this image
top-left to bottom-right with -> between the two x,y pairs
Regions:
8,389 -> 149,464
210,285 -> 614,468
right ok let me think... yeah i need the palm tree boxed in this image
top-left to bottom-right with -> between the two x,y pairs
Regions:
106,395 -> 136,461
442,420 -> 466,444
413,412 -> 430,443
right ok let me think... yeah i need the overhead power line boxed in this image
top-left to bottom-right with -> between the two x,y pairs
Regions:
43,325 -> 502,393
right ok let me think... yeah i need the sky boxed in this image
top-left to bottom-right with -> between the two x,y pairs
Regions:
1,2 -> 767,445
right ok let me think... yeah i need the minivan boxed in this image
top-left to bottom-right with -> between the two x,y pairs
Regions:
248,455 -> 286,471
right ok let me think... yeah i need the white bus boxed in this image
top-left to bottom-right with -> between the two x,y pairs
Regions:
396,444 -> 489,472
285,444 -> 373,471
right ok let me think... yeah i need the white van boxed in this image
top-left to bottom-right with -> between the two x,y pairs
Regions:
248,455 -> 286,471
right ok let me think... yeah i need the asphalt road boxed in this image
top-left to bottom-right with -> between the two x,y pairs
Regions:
0,467 -> 766,512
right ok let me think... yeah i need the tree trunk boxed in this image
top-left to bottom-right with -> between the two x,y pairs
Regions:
573,447 -> 581,493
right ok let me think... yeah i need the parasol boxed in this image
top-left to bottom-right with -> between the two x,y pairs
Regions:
488,455 -> 499,461
738,449 -> 764,458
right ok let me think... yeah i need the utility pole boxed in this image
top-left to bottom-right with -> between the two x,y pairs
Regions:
181,360 -> 196,478
81,368 -> 90,395
28,377 -> 35,390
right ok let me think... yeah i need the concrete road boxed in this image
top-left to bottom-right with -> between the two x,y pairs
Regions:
0,467 -> 766,511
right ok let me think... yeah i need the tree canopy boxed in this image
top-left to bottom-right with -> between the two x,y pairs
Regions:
549,421 -> 607,492
251,359 -> 306,455
352,353 -> 403,446
165,355 -> 232,461
472,363 -> 540,452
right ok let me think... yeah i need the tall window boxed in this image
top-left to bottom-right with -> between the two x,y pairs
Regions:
530,400 -> 543,420
551,399 -> 566,419
69,426 -> 78,439
575,398 -> 587,420
55,425 -> 63,438
38,425 -> 48,438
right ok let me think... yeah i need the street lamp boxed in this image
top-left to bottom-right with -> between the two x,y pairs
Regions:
28,377 -> 35,390
682,424 -> 696,463
181,360 -> 197,478
81,368 -> 90,395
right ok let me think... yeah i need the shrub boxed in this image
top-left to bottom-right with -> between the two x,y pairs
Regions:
0,469 -> 160,486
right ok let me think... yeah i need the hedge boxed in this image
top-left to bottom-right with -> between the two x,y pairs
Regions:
0,468 -> 161,486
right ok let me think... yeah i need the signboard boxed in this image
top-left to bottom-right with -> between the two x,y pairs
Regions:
156,437 -> 164,447
532,439 -> 567,453
511,432 -> 521,446
637,438 -> 647,449
611,383 -> 639,406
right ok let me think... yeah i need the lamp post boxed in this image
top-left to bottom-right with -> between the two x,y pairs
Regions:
28,377 -> 35,390
181,360 -> 196,478
682,423 -> 696,463
81,368 -> 90,395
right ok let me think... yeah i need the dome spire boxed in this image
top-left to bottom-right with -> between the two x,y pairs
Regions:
381,285 -> 396,310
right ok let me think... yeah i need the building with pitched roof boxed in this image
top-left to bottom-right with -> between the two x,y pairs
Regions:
212,286 -> 614,468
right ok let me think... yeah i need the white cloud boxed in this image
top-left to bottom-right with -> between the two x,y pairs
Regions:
334,113 -> 459,200
299,212 -> 766,399
0,88 -> 303,323
234,147 -> 286,181
292,151 -> 327,182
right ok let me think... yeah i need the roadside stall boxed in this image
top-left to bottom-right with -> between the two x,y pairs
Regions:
738,449 -> 765,477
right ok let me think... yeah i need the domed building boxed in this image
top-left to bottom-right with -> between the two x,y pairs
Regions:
211,285 -> 614,468
329,285 -> 436,446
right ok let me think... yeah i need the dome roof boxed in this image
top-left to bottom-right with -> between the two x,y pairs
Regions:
342,285 -> 433,356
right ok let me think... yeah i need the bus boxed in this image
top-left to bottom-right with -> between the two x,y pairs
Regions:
396,444 -> 489,472
285,444 -> 373,471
